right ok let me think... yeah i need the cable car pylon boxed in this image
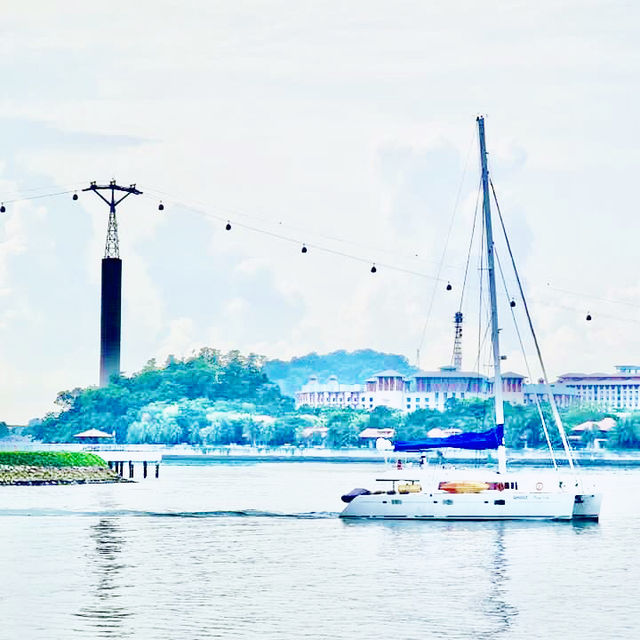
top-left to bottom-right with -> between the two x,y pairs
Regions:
83,181 -> 142,386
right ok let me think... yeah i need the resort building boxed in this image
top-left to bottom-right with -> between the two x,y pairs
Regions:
361,370 -> 411,411
295,367 -> 535,412
557,366 -> 640,411
295,375 -> 362,410
523,383 -> 579,409
403,368 -> 525,412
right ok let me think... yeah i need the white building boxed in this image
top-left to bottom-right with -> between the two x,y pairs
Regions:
403,367 -> 525,411
295,374 -> 362,410
295,366 -> 531,412
360,369 -> 409,411
557,365 -> 640,411
523,383 -> 578,409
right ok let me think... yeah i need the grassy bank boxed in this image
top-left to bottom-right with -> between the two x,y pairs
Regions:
0,451 -> 107,467
0,451 -> 125,485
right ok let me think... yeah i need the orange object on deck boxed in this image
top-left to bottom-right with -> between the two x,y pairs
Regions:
439,481 -> 490,494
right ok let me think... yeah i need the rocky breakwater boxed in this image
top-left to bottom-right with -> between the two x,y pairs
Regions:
0,451 -> 128,485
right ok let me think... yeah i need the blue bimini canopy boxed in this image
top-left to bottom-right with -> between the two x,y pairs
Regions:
394,425 -> 504,452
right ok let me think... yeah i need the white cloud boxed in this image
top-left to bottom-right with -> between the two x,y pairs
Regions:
155,317 -> 198,364
1,1 -> 640,421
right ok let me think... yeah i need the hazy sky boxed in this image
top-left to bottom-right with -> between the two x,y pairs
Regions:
1,1 -> 639,423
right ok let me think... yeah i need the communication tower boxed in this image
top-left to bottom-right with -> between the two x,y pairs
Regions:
452,311 -> 463,370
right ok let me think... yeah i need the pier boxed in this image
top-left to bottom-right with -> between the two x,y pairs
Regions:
97,451 -> 162,479
0,444 -> 164,479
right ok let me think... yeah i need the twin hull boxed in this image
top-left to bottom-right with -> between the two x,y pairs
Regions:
572,493 -> 602,520
340,490 -> 577,521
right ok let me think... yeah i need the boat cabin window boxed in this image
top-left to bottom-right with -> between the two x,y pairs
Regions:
443,499 -> 453,505
494,499 -> 506,505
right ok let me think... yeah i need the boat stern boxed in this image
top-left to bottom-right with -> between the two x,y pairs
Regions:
573,493 -> 602,521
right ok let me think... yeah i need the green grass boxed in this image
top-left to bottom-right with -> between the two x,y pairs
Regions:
0,451 -> 107,468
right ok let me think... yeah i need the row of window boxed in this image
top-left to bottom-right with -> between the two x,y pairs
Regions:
384,499 -> 509,506
576,384 -> 640,391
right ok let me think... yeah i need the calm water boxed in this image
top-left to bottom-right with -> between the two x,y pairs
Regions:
0,462 -> 639,639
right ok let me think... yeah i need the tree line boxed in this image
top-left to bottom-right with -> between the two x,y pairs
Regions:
19,348 -> 640,449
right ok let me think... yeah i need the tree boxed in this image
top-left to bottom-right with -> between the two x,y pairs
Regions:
325,410 -> 367,448
264,349 -> 416,396
29,348 -> 294,443
269,416 -> 306,446
610,414 -> 640,449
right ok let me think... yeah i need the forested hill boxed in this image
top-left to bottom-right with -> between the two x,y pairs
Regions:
265,349 -> 417,395
29,349 -> 294,444
27,348 -> 416,444
22,346 -> 640,449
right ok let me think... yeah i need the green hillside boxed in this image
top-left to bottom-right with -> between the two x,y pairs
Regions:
265,349 -> 417,395
29,349 -> 293,444
24,346 -> 640,450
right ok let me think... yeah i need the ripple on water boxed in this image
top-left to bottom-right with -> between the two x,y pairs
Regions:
0,463 -> 638,639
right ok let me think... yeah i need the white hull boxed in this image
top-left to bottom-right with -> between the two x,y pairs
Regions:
341,489 -> 575,521
573,493 -> 602,520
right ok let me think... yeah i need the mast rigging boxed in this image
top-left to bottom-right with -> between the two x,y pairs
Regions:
476,115 -> 507,475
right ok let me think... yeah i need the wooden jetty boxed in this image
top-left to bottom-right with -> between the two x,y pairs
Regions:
90,450 -> 162,480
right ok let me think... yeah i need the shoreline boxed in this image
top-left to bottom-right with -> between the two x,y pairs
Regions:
158,446 -> 640,466
161,453 -> 640,466
0,452 -> 128,485
5,444 -> 640,468
0,464 -> 127,485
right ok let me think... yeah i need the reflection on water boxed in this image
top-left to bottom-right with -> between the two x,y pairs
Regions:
0,464 -> 638,639
480,524 -> 518,638
571,519 -> 601,534
74,518 -> 132,638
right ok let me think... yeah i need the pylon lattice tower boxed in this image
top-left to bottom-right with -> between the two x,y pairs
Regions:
452,311 -> 463,370
83,180 -> 142,386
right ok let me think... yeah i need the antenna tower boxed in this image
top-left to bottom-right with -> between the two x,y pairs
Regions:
452,311 -> 463,370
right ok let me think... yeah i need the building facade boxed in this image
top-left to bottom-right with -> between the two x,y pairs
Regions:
295,367 -> 541,412
294,375 -> 362,410
403,368 -> 525,411
557,365 -> 640,411
523,383 -> 578,409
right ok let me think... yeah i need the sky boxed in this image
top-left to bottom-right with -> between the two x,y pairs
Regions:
1,0 -> 640,423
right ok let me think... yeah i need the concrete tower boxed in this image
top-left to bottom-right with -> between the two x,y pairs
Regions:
83,181 -> 142,386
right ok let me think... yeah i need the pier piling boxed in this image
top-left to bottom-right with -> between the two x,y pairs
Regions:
102,454 -> 161,479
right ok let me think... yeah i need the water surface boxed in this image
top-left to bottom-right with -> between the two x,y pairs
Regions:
0,463 -> 638,639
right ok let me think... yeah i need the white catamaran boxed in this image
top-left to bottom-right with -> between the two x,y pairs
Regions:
340,116 -> 601,522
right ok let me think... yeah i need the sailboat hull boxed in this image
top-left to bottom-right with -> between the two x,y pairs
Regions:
340,490 -> 575,521
572,493 -> 602,520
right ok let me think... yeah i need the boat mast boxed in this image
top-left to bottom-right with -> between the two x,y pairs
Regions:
477,115 -> 507,474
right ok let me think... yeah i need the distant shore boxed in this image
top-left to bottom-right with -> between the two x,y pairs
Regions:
3,444 -> 640,468
161,448 -> 640,467
95,444 -> 640,467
